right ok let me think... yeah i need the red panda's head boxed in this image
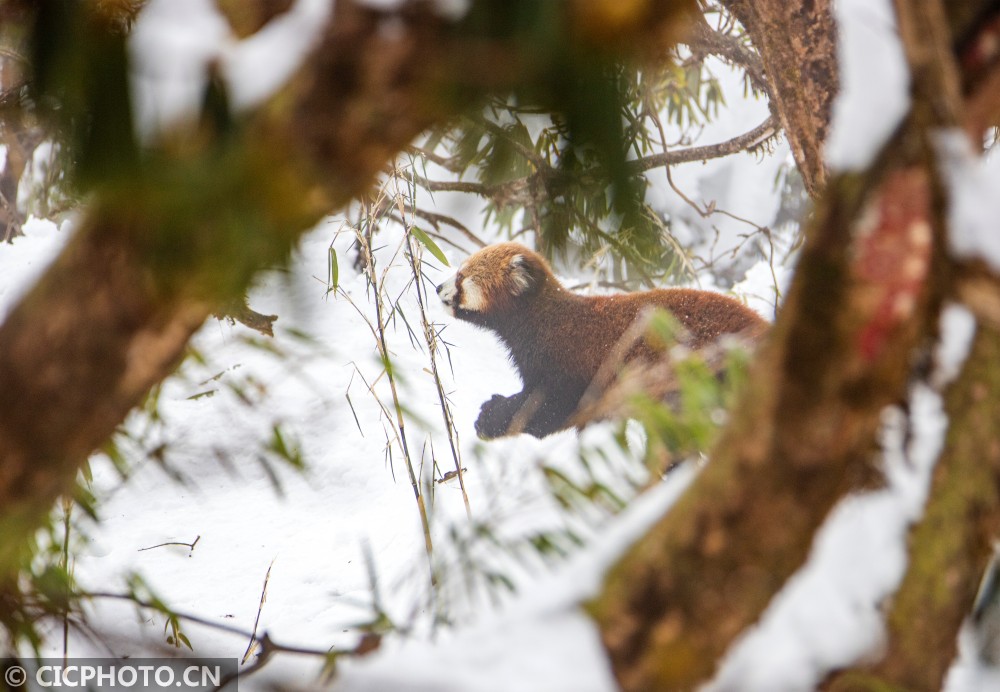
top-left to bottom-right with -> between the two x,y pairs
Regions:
437,243 -> 553,320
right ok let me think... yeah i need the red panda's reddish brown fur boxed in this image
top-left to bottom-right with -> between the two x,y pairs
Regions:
437,242 -> 767,439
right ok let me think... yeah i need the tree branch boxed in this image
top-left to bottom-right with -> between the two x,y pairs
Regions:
628,114 -> 779,172
405,114 -> 780,214
720,0 -> 837,196
686,18 -> 771,99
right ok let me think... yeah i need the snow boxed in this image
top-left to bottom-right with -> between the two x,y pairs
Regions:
733,254 -> 792,320
0,216 -> 74,323
709,385 -> 948,691
826,0 -> 910,170
130,0 -> 333,139
933,303 -> 978,388
708,304 -> 985,692
64,223 -> 520,657
357,0 -> 468,20
222,0 -> 333,111
129,0 -> 230,139
0,210 -> 749,691
340,609 -> 613,692
949,625 -> 1000,692
335,471 -> 696,692
937,130 -> 1000,273
0,213 -> 692,668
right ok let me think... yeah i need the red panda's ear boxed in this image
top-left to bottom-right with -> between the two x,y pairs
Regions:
509,254 -> 537,295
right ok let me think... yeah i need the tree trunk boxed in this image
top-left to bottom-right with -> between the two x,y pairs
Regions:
590,0 -> 1000,689
0,221 -> 210,568
826,320 -> 1000,690
721,0 -> 838,197
589,148 -> 940,692
824,0 -> 1000,686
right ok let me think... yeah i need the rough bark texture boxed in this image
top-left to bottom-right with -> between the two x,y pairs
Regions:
0,221 -> 208,568
589,0 -> 1000,689
827,324 -> 1000,691
825,1 -> 1000,688
589,153 -> 939,692
721,0 -> 838,197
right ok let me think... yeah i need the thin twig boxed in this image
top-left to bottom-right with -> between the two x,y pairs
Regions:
404,227 -> 472,518
137,535 -> 201,553
353,188 -> 435,566
242,559 -> 274,664
61,498 -> 72,664
686,19 -> 771,99
81,589 -> 338,692
409,207 -> 487,248
404,145 -> 459,171
83,590 -> 332,654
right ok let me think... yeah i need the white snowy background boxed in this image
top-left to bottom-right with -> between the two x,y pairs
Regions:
1,0 -> 999,690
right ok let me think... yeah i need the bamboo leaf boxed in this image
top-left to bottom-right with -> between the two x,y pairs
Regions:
329,246 -> 339,290
410,226 -> 449,266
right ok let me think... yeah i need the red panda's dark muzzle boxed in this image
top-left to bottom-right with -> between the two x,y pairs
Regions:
437,275 -> 460,315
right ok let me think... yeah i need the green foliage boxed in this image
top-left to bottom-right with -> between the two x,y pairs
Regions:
265,423 -> 305,472
657,61 -> 726,129
418,46 -> 728,286
634,347 -> 752,472
328,246 -> 340,293
0,498 -> 87,654
126,574 -> 193,650
410,226 -> 449,266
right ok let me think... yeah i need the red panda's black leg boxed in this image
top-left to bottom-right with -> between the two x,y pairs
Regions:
475,387 -> 580,439
475,393 -> 526,439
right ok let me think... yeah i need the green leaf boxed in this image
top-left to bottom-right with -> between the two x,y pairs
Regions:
328,246 -> 339,291
410,226 -> 449,266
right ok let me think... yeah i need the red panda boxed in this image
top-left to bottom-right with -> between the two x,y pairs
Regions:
437,242 -> 767,439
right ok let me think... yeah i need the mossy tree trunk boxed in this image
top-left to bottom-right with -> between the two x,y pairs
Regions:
590,0 -> 1000,689
823,1 -> 1000,686
825,321 -> 1000,690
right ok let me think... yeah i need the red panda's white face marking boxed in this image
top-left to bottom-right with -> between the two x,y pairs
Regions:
436,259 -> 488,315
460,275 -> 487,312
437,243 -> 545,317
435,270 -> 488,315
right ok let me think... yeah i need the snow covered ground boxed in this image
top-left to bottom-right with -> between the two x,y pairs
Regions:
3,208 -> 994,692
0,212 -> 753,689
